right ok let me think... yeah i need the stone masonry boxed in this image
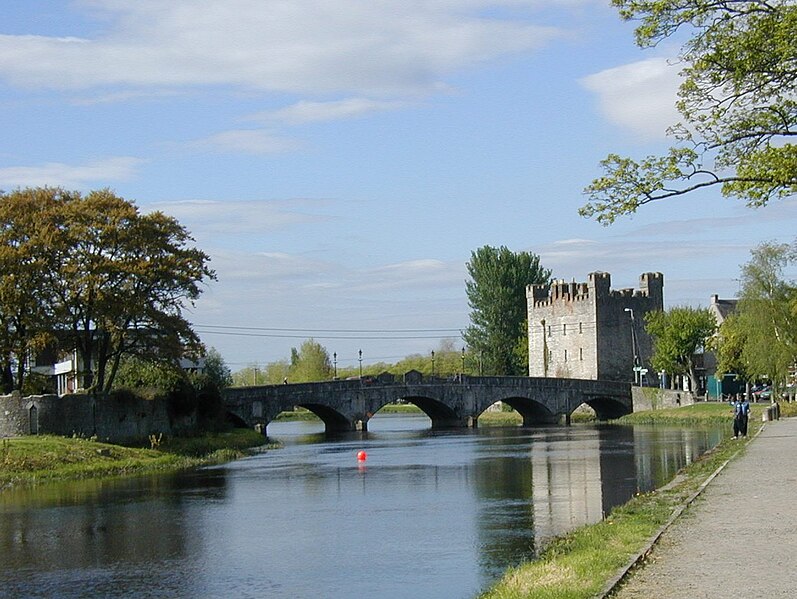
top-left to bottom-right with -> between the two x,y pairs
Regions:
527,272 -> 664,383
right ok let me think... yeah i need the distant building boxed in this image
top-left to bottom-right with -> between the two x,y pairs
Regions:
705,294 -> 741,398
527,272 -> 664,383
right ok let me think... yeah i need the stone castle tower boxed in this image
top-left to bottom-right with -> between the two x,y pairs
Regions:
526,272 -> 664,382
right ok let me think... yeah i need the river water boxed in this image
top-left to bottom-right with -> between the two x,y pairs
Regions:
0,415 -> 724,599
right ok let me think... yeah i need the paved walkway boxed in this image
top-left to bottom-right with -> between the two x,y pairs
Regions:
611,416 -> 797,598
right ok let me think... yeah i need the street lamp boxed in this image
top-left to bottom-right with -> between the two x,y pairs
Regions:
431,350 -> 435,377
461,347 -> 466,374
333,352 -> 337,379
358,349 -> 363,379
253,367 -> 258,386
624,308 -> 640,386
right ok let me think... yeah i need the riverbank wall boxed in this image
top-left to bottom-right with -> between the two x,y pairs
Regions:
0,391 -> 194,442
632,386 -> 695,411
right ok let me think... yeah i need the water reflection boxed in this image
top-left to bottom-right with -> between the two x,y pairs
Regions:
0,417 -> 724,599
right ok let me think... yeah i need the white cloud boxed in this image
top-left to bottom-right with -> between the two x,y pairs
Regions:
185,129 -> 301,155
149,198 -> 333,235
0,2 -> 563,96
580,56 -> 682,139
249,98 -> 409,125
0,156 -> 143,188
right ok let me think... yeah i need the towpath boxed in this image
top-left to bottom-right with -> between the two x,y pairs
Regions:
610,415 -> 797,598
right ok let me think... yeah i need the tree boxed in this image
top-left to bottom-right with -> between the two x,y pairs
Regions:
581,0 -> 797,224
0,187 -> 214,393
202,347 -> 232,390
645,306 -> 717,392
50,189 -> 215,392
288,338 -> 333,382
717,242 -> 797,388
463,246 -> 551,376
0,188 -> 73,391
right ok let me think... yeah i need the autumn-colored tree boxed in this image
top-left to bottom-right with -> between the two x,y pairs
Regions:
0,188 -> 74,391
0,187 -> 214,393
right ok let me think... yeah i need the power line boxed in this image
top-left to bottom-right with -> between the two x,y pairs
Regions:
194,324 -> 464,333
195,329 -> 464,340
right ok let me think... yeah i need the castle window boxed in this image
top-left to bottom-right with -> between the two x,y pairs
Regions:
579,322 -> 583,334
579,348 -> 583,361
547,325 -> 551,337
564,349 -> 568,362
563,323 -> 567,335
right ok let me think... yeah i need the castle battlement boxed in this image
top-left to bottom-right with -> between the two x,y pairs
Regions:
528,272 -> 663,307
527,271 -> 664,382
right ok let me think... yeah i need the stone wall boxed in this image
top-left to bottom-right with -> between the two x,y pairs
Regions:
631,386 -> 695,412
528,272 -> 664,383
0,392 -> 192,442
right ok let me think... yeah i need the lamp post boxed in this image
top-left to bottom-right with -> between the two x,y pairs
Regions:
333,352 -> 337,379
461,347 -> 466,375
358,349 -> 363,379
253,367 -> 258,386
431,350 -> 435,377
624,308 -> 640,386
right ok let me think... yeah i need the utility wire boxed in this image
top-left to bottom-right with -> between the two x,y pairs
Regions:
194,324 -> 463,333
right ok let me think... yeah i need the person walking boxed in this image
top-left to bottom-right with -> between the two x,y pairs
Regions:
732,394 -> 750,438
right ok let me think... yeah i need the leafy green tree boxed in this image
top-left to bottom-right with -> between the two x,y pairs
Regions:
645,306 -> 717,392
463,246 -> 551,376
718,242 -> 797,389
581,0 -> 797,224
712,314 -> 752,383
289,338 -> 333,382
202,347 -> 232,389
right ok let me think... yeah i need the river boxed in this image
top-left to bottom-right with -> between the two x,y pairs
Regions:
0,415 -> 724,599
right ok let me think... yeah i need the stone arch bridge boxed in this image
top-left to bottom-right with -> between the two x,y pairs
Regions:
223,374 -> 632,434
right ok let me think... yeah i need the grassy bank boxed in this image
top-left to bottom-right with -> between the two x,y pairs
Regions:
0,428 -> 270,489
480,402 -> 768,599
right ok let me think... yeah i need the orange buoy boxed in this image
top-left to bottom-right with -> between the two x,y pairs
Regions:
357,450 -> 367,462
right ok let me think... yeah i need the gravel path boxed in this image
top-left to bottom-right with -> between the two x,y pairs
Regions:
610,416 -> 797,598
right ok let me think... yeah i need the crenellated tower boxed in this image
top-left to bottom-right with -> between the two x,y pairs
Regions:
527,272 -> 664,382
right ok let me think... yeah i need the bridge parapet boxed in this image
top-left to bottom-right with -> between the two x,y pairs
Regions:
223,376 -> 632,434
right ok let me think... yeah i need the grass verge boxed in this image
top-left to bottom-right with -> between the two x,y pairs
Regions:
479,402 -> 770,599
0,428 -> 270,490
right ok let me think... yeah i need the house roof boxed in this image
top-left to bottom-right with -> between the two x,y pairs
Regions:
709,294 -> 738,324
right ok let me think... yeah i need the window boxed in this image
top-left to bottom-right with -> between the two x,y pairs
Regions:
579,348 -> 583,361
563,323 -> 567,336
547,325 -> 552,337
579,322 -> 583,334
564,349 -> 568,362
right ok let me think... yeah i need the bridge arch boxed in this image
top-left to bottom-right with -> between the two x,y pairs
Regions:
487,396 -> 559,426
295,403 -> 354,433
390,395 -> 467,429
581,396 -> 632,421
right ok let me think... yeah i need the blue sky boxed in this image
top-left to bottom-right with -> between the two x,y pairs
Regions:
1,1 -> 795,371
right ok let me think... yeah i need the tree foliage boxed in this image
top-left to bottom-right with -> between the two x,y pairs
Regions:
716,242 -> 797,387
463,246 -> 551,376
582,0 -> 797,224
289,338 -> 333,382
645,306 -> 717,392
0,187 -> 214,393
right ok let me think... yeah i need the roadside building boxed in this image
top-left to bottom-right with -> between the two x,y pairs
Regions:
705,294 -> 741,399
527,272 -> 664,383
